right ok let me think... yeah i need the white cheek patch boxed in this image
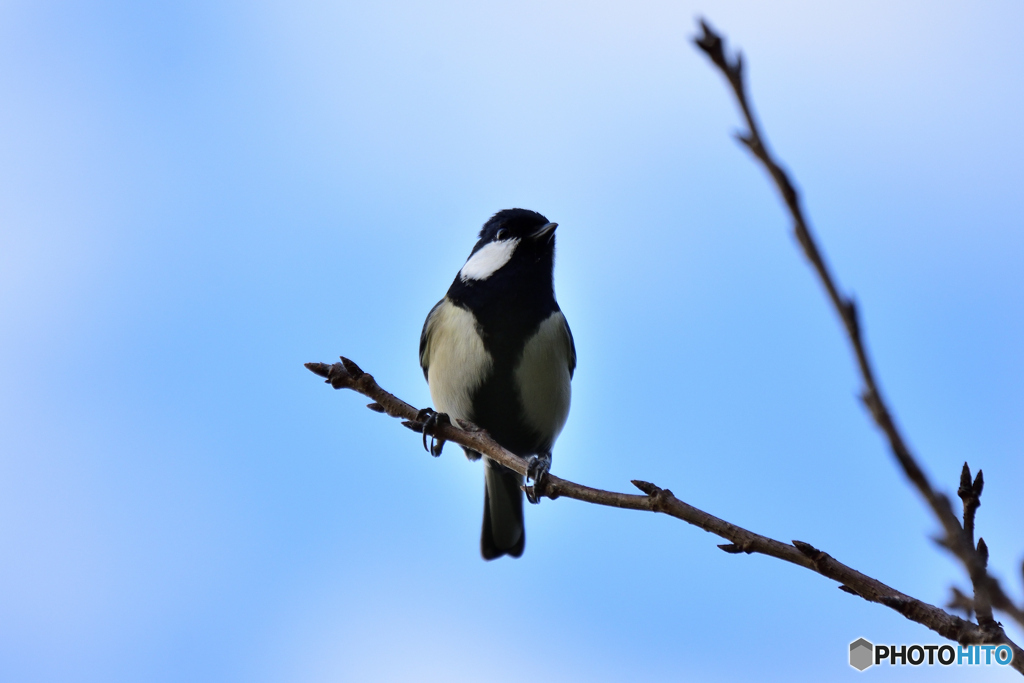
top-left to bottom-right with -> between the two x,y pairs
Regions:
459,238 -> 519,282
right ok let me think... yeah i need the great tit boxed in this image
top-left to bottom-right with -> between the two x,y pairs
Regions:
419,208 -> 575,559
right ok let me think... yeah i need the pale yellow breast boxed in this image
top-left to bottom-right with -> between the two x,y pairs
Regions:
514,311 -> 573,446
421,299 -> 493,422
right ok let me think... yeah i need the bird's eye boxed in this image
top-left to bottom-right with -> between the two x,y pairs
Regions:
496,228 -> 507,241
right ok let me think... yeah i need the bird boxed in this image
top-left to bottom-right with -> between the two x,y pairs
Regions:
419,208 -> 575,559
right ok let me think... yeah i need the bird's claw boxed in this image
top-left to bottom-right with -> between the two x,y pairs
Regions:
415,408 -> 449,457
525,454 -> 551,504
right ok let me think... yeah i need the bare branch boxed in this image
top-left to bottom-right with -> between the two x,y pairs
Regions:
692,17 -> 1024,634
305,359 -> 1024,672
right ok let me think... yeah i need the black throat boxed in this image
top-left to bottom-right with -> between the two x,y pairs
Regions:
445,246 -> 559,455
446,246 -> 557,360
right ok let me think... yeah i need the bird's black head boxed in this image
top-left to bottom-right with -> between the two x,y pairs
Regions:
457,208 -> 557,282
476,208 -> 555,245
447,208 -> 559,311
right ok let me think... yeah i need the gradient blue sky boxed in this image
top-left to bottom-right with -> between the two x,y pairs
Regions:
2,1 -> 1022,681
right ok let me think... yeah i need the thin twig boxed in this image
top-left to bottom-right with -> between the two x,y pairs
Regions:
305,359 -> 1023,673
958,463 -> 998,630
692,17 -> 1024,634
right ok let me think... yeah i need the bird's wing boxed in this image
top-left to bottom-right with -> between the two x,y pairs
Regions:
563,313 -> 577,379
419,299 -> 445,381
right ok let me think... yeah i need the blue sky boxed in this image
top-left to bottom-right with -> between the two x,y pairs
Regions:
1,1 -> 1022,681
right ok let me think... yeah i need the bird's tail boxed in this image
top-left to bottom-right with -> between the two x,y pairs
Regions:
481,458 -> 525,559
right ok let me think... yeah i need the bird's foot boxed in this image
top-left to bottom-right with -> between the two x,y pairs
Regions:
414,408 -> 449,457
524,453 -> 551,504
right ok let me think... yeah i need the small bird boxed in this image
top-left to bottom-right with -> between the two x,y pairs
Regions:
419,208 -> 575,559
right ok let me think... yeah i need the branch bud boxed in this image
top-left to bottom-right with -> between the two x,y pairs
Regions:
977,538 -> 989,567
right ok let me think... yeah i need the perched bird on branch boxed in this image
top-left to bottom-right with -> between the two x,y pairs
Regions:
419,209 -> 575,559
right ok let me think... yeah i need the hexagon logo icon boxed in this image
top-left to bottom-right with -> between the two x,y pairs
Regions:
850,638 -> 874,671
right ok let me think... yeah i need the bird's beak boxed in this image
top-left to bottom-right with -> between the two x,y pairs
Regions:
530,222 -> 558,241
